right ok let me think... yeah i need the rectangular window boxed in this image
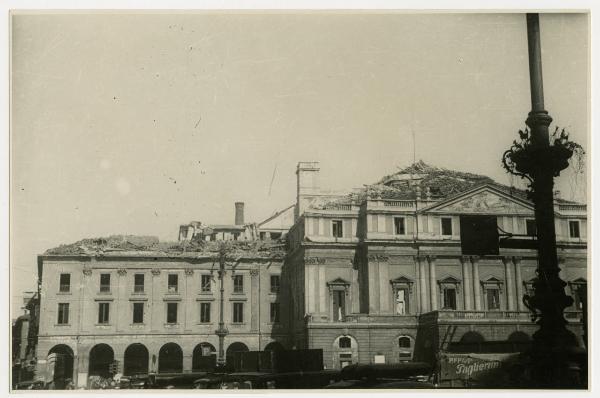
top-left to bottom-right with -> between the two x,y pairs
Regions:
441,217 -> 453,236
270,275 -> 280,294
572,285 -> 586,311
134,274 -> 145,293
394,288 -> 409,314
100,274 -> 111,292
394,217 -> 406,235
443,288 -> 457,310
132,302 -> 144,324
332,220 -> 343,238
270,302 -> 280,323
526,219 -> 537,236
487,288 -> 500,310
201,275 -> 212,293
57,303 -> 69,324
332,290 -> 346,321
167,302 -> 178,323
569,221 -> 580,238
98,302 -> 110,324
233,302 -> 244,323
233,275 -> 244,293
59,273 -> 71,292
168,274 -> 178,293
200,302 -> 211,323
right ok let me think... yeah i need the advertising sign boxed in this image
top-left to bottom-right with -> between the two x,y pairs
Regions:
439,353 -> 523,387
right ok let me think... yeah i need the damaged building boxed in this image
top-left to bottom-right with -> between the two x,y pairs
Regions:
33,161 -> 587,385
34,207 -> 290,388
284,161 -> 586,369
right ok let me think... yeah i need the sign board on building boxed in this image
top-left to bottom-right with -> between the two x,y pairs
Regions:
373,355 -> 386,364
439,353 -> 524,388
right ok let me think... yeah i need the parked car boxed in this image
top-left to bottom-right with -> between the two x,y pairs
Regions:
14,380 -> 46,390
325,362 -> 435,389
194,370 -> 342,389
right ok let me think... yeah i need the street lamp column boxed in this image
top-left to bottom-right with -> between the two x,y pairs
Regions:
502,13 -> 584,387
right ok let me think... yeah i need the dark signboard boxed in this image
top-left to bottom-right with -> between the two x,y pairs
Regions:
459,216 -> 499,255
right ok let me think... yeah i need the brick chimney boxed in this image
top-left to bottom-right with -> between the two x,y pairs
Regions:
235,202 -> 245,225
295,161 -> 321,221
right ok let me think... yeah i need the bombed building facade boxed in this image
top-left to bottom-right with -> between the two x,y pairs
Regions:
33,161 -> 587,385
284,161 -> 586,369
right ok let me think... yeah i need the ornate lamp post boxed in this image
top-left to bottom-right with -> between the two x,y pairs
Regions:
212,243 -> 238,368
502,13 -> 585,387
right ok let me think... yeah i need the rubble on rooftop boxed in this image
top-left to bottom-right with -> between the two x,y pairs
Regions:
316,160 -> 578,208
44,234 -> 286,259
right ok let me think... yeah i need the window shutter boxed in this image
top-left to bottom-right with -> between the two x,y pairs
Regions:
406,217 -> 414,235
313,218 -> 320,236
453,216 -> 460,236
385,216 -> 393,234
581,220 -> 587,239
324,220 -> 331,236
517,218 -> 525,234
372,215 -> 378,233
344,219 -> 352,238
421,216 -> 428,233
432,217 -> 440,235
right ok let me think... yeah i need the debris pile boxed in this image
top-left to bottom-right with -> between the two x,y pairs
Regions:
45,234 -> 286,259
319,161 -> 507,207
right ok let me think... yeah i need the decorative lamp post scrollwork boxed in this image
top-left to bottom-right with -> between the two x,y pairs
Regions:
501,13 -> 585,388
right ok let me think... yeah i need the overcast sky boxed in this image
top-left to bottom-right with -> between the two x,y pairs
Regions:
10,12 -> 588,316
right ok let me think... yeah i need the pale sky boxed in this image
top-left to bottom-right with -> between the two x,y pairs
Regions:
10,12 -> 589,316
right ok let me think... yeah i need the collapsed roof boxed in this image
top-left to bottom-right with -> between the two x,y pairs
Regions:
315,160 -> 578,207
44,234 -> 285,258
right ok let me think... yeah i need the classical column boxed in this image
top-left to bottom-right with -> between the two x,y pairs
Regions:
417,256 -> 428,313
514,257 -> 525,311
428,256 -> 438,311
503,257 -> 516,311
461,256 -> 472,310
471,256 -> 482,310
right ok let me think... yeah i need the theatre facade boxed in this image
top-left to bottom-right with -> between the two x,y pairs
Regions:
283,162 -> 587,369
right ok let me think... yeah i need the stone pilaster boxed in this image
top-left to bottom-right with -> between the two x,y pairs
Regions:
503,257 -> 516,311
513,257 -> 524,311
428,256 -> 438,311
471,256 -> 482,310
417,256 -> 428,313
461,256 -> 472,310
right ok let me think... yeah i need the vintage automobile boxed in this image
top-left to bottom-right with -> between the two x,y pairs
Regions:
194,370 -> 342,389
325,362 -> 434,389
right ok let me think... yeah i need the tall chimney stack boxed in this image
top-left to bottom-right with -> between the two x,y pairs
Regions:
235,202 -> 245,225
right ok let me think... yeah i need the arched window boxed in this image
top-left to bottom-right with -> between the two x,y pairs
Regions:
158,343 -> 183,373
88,344 -> 115,379
395,336 -> 414,362
332,335 -> 358,370
123,343 -> 149,376
192,343 -> 216,372
48,345 -> 74,389
339,337 -> 351,348
398,336 -> 411,348
264,341 -> 285,352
